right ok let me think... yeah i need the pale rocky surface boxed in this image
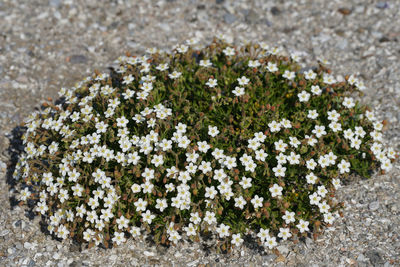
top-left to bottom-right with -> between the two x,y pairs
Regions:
0,0 -> 399,266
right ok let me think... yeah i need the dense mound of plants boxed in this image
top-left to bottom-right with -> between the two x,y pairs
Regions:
13,36 -> 397,253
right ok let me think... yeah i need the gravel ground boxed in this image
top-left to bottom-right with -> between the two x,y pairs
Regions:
1,0 -> 399,266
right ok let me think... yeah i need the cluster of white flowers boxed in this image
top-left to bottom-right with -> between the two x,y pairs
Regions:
14,36 -> 397,252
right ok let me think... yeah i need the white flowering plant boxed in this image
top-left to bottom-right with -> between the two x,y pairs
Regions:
13,36 -> 398,253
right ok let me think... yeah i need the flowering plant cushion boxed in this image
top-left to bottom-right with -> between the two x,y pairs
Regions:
14,36 -> 397,252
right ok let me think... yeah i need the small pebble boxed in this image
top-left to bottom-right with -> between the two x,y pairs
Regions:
369,201 -> 380,211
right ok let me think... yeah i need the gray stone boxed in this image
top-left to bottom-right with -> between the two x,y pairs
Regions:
366,250 -> 384,266
49,0 -> 61,7
357,253 -> 367,262
69,55 -> 88,64
277,245 -> 289,255
376,2 -> 389,9
369,201 -> 380,211
223,13 -> 236,24
109,254 -> 118,261
336,39 -> 348,50
245,10 -> 259,24
270,6 -> 281,16
262,254 -> 277,262
0,229 -> 9,236
28,259 -> 36,267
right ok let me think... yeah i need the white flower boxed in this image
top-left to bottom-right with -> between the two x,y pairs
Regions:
151,154 -> 164,167
338,159 -> 350,174
327,110 -> 340,122
278,227 -> 292,240
274,139 -> 288,152
159,139 -> 173,151
282,211 -> 295,224
142,210 -> 155,224
234,195 -> 246,209
267,62 -> 278,72
269,183 -> 283,197
116,216 -> 129,230
254,132 -> 266,142
318,201 -> 330,213
206,78 -> 218,88
156,198 -> 168,212
208,125 -> 220,137
306,172 -> 318,184
272,164 -> 286,177
223,47 -> 235,56
248,60 -> 261,68
19,187 -> 31,201
343,97 -> 355,108
216,223 -> 231,238
281,119 -> 292,129
307,109 -> 318,120
116,116 -> 129,127
204,211 -> 216,225
332,178 -> 341,189
318,155 -> 329,168
276,153 -> 287,164
232,86 -> 245,96
355,80 -> 366,91
381,158 -> 393,171
141,181 -> 154,194
268,120 -> 281,132
168,70 -> 182,79
239,176 -> 252,189
231,233 -> 243,246
223,156 -> 237,169
311,85 -> 322,95
323,74 -> 336,84
176,44 -> 188,53
350,137 -> 362,149
255,149 -> 268,162
186,151 -> 199,163
265,235 -> 277,249
134,198 -> 147,212
287,152 -> 300,165
251,195 -> 264,209
309,192 -> 321,205
248,138 -> 261,150
57,225 -> 70,240
355,126 -> 366,138
184,223 -> 197,237
296,219 -> 310,233
347,74 -> 358,85
199,59 -> 212,67
282,70 -> 295,80
176,122 -> 187,134
257,228 -> 269,241
312,125 -> 327,138
177,135 -> 190,149
317,185 -> 328,197
298,91 -> 311,102
289,137 -> 300,148
237,76 -> 250,86
329,122 -> 342,132
190,212 -> 201,225
304,69 -> 317,80
324,213 -> 335,224
156,63 -> 169,71
130,226 -> 141,238
112,232 -> 126,245
306,159 -> 317,170
205,186 -> 218,199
